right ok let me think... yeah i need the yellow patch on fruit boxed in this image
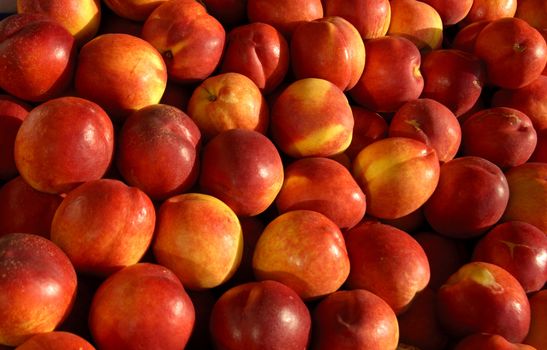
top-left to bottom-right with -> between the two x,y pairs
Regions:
288,124 -> 351,157
447,264 -> 503,292
287,78 -> 331,103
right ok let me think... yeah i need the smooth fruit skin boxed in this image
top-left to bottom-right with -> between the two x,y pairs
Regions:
0,95 -> 30,180
210,280 -> 311,350
311,289 -> 399,350
437,262 -> 531,343
473,221 -> 547,293
0,233 -> 77,347
89,263 -> 195,350
421,0 -> 473,26
345,221 -> 431,315
0,14 -> 75,102
524,290 -> 547,349
454,333 -> 536,350
252,210 -> 350,301
14,96 -> 114,194
463,0 -> 517,24
423,156 -> 510,238
50,179 -> 156,277
102,0 -> 167,21
323,0 -> 391,40
15,331 -> 95,350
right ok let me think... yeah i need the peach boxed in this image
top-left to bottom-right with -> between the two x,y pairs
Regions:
50,179 -> 156,277
492,75 -> 547,131
187,72 -> 268,140
17,0 -> 101,45
387,0 -> 443,51
455,333 -> 536,350
0,95 -> 30,180
252,210 -> 350,301
199,129 -> 284,217
0,14 -> 75,102
153,193 -> 243,290
389,98 -> 461,162
0,233 -> 77,346
345,106 -> 388,160
397,288 -> 448,350
437,262 -> 531,343
524,290 -> 547,349
345,222 -> 430,314
246,0 -> 323,38
116,104 -> 201,200
414,232 -> 471,290
14,96 -> 114,194
275,157 -> 366,229
210,280 -> 311,350
323,0 -> 391,39
473,221 -> 547,293
421,0 -> 473,26
423,156 -> 510,238
463,0 -> 517,24
141,0 -> 225,83
290,16 -> 365,91
0,176 -> 63,238
220,22 -> 289,94
380,207 -> 425,233
352,137 -> 439,220
349,36 -> 423,113
102,0 -> 167,21
502,162 -> 547,232
451,20 -> 491,53
74,33 -> 167,121
89,263 -> 195,350
516,0 -> 547,29
270,78 -> 354,158
474,17 -> 547,89
312,289 -> 399,350
420,49 -> 486,117
15,332 -> 94,350
461,107 -> 537,169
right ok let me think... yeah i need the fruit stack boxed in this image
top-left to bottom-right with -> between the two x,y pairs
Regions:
0,0 -> 546,350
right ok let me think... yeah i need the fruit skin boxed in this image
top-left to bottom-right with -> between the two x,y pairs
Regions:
344,106 -> 388,160
0,14 -> 75,102
102,0 -> 166,21
311,289 -> 399,350
17,0 -> 101,45
323,0 -> 391,40
199,129 -> 284,217
210,280 -> 311,350
74,33 -> 167,122
454,333 -> 536,350
421,0 -> 473,26
0,95 -> 30,181
524,290 -> 547,350
491,75 -> 547,131
387,0 -> 443,51
349,35 -> 423,113
14,331 -> 95,350
50,179 -> 156,277
14,96 -> 114,195
472,221 -> 547,293
424,156 -> 510,238
270,78 -> 354,158
290,16 -> 365,91
461,107 -> 538,169
89,263 -> 195,350
116,104 -> 201,201
246,0 -> 324,38
501,162 -> 547,232
275,157 -> 366,230
345,221 -> 430,315
420,49 -> 486,117
153,193 -> 243,290
463,0 -> 517,25
0,233 -> 77,347
352,137 -> 440,220
515,0 -> 547,30
388,98 -> 461,163
474,17 -> 547,89
252,210 -> 350,301
220,22 -> 289,94
0,176 -> 63,238
437,262 -> 531,343
187,72 -> 269,140
141,0 -> 225,83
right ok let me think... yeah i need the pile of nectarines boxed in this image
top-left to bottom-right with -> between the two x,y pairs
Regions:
0,0 -> 546,349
